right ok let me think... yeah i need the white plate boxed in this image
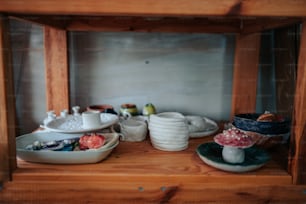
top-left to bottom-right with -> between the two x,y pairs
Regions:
45,113 -> 119,133
16,132 -> 119,164
189,117 -> 219,138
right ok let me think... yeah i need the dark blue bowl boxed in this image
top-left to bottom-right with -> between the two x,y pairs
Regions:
233,113 -> 291,135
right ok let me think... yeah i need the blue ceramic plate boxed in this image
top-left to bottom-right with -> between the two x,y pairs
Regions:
196,142 -> 270,173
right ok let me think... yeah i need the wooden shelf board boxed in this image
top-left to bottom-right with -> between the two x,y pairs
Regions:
1,0 -> 306,17
9,15 -> 302,34
13,136 -> 291,185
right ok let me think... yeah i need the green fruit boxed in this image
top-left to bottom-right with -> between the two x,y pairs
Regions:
142,103 -> 156,115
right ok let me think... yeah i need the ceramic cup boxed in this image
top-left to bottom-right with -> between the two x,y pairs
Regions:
87,104 -> 117,115
120,104 -> 138,119
112,119 -> 147,142
82,110 -> 102,129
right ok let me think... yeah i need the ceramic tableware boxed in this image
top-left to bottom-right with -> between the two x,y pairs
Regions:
82,110 -> 102,129
213,128 -> 257,164
87,104 -> 117,115
45,113 -> 119,133
188,117 -> 219,138
148,112 -> 189,151
112,119 -> 147,142
16,132 -> 119,164
196,142 -> 270,173
120,103 -> 138,119
233,113 -> 290,135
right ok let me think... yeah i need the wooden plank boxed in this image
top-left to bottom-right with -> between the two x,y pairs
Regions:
242,18 -> 301,34
290,21 -> 306,184
66,16 -> 241,33
9,15 -> 302,34
274,25 -> 298,118
1,181 -> 306,203
4,136 -> 296,203
44,26 -> 69,115
12,136 -> 291,185
231,33 -> 261,118
0,15 -> 17,182
0,0 -> 306,17
9,15 -> 241,33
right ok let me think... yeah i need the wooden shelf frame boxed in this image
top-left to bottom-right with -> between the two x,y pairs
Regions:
1,0 -> 306,203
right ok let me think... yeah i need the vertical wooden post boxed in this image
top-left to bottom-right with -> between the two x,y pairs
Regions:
0,15 -> 17,182
290,21 -> 306,184
44,26 -> 70,115
231,33 -> 261,118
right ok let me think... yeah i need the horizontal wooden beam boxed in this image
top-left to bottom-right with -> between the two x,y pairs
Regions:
1,0 -> 306,17
2,182 -> 306,203
9,15 -> 301,34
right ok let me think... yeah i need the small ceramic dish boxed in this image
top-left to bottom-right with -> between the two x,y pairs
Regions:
16,132 -> 119,164
188,116 -> 219,138
196,142 -> 270,173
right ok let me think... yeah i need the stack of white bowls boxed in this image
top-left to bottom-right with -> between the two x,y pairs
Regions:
148,112 -> 189,151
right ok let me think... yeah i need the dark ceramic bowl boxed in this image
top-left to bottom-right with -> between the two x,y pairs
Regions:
87,104 -> 117,115
233,113 -> 291,135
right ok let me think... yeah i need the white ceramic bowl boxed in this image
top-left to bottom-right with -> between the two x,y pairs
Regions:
148,112 -> 189,151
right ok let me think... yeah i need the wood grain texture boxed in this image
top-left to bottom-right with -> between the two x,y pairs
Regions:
9,15 -> 301,34
0,15 -> 17,182
0,136 -> 302,203
1,0 -> 306,17
290,21 -> 306,184
12,136 -> 290,184
44,27 -> 69,115
274,26 -> 298,118
1,182 -> 306,204
231,33 -> 261,118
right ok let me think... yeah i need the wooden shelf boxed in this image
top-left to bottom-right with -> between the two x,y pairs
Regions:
2,134 -> 306,203
1,0 -> 306,202
13,135 -> 291,185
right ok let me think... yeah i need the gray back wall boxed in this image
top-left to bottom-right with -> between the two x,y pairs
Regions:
69,32 -> 235,120
11,20 -> 274,135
